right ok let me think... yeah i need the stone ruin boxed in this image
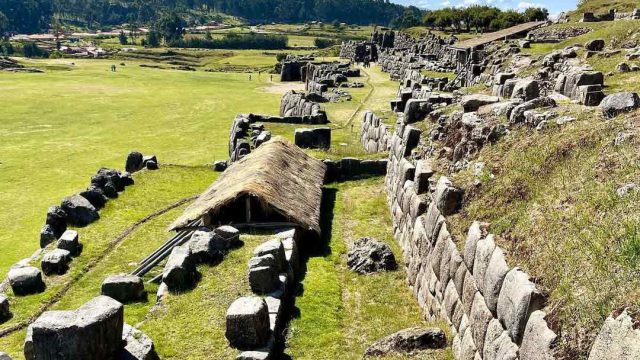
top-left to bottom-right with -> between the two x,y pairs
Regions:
24,295 -> 158,360
279,54 -> 314,82
340,40 -> 379,63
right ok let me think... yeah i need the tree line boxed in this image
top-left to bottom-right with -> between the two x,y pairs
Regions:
420,6 -> 548,32
0,0 -> 406,34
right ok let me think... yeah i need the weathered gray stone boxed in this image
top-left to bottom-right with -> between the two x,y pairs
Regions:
188,230 -> 226,264
8,266 -> 45,296
433,177 -> 463,216
511,80 -> 540,102
121,323 -> 159,360
0,352 -> 11,360
24,296 -> 124,360
510,97 -> 556,124
364,327 -> 447,356
520,310 -> 557,360
599,92 -> 640,119
414,159 -> 434,195
497,267 -> 544,343
463,221 -> 484,271
57,230 -> 81,256
0,294 -> 10,322
125,152 -> 144,173
101,274 -> 146,303
483,319 -> 504,360
254,240 -> 286,271
461,95 -> 500,112
585,39 -> 605,51
460,327 -> 477,360
588,310 -> 640,360
162,245 -> 197,291
462,270 -> 478,316
45,206 -> 67,238
444,281 -> 459,320
488,331 -> 518,360
472,235 -> 496,295
248,266 -> 279,294
39,224 -> 57,249
495,73 -> 515,85
41,249 -> 72,276
248,255 -> 277,269
347,237 -> 397,274
61,195 -> 100,226
470,292 -> 493,354
483,247 -> 509,315
294,127 -> 331,149
215,225 -> 241,247
225,297 -> 270,349
79,186 -> 108,209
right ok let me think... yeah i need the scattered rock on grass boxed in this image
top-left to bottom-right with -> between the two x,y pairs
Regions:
101,274 -> 146,303
347,237 -> 397,274
61,195 -> 100,226
225,297 -> 270,349
364,327 -> 446,357
41,249 -> 72,276
121,323 -> 159,360
8,266 -> 45,296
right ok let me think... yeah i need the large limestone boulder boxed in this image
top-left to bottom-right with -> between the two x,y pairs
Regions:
79,186 -> 108,209
162,245 -> 197,291
8,266 -> 45,296
599,92 -> 640,119
225,297 -> 270,349
520,310 -> 557,360
0,352 -> 11,360
588,310 -> 640,360
347,237 -> 397,274
24,296 -> 124,360
248,264 -> 279,294
101,274 -> 146,303
41,249 -> 72,276
461,95 -> 500,112
497,268 -> 544,343
364,327 -> 446,356
61,195 -> 100,226
121,323 -> 159,360
253,240 -> 286,272
39,224 -> 57,249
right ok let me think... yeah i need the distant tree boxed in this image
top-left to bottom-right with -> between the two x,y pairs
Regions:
146,30 -> 160,47
22,42 -> 47,58
314,37 -> 339,48
0,11 -> 9,36
119,31 -> 128,45
523,7 -> 549,22
0,40 -> 14,55
156,11 -> 185,43
490,10 -> 523,31
331,20 -> 340,29
205,31 -> 213,40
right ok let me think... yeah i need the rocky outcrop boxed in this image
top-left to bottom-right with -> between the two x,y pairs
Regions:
364,327 -> 446,356
599,92 -> 640,118
347,237 -> 397,274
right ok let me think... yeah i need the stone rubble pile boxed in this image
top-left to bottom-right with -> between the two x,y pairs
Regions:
347,237 -> 397,274
125,152 -> 159,173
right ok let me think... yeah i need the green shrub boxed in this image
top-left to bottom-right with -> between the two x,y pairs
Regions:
169,33 -> 287,50
314,37 -> 339,49
21,42 -> 48,58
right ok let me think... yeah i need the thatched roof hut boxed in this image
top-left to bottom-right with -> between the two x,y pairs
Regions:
169,137 -> 326,236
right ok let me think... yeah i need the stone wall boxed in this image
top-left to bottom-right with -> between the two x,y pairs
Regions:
280,91 -> 328,123
360,111 -> 391,153
323,158 -> 387,183
340,41 -> 378,63
303,62 -> 360,91
383,124 -> 558,360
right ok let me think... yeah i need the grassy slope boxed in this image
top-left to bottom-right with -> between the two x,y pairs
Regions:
521,21 -> 640,93
572,0 -> 638,17
286,178 -> 453,360
0,58 -> 280,278
449,107 -> 640,358
0,166 -> 217,358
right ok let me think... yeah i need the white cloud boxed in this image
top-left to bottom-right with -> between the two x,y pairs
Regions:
517,1 -> 543,9
441,0 -> 451,5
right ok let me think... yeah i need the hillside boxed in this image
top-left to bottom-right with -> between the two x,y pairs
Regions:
573,0 -> 639,15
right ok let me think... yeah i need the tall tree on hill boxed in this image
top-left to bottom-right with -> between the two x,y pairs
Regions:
156,11 -> 185,43
523,7 -> 549,21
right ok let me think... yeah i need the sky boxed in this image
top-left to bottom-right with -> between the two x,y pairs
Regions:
395,0 -> 578,18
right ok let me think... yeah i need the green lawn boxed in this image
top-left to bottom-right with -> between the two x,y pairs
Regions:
0,58 -> 281,278
286,178 -> 452,360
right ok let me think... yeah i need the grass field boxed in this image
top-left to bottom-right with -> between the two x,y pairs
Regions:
286,178 -> 452,360
0,47 -> 430,359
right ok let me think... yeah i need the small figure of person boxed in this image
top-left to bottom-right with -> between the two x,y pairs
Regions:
270,74 -> 273,82
249,74 -> 252,81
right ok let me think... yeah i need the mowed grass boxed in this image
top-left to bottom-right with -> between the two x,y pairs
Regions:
449,108 -> 640,358
0,166 -> 217,358
0,58 -> 282,279
286,178 -> 452,360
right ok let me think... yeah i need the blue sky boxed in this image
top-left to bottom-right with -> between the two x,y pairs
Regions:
394,0 -> 578,18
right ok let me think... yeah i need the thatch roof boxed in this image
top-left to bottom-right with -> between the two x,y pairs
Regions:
169,137 -> 327,235
450,22 -> 546,51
